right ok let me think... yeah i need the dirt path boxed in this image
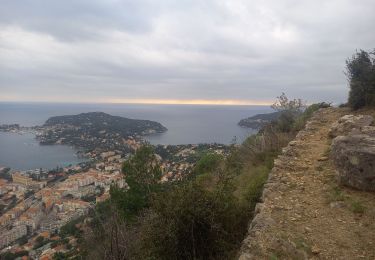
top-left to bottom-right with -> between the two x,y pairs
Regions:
239,107 -> 375,260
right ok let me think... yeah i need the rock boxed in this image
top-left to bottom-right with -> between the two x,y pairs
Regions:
318,156 -> 329,161
304,226 -> 312,233
270,238 -> 308,259
254,203 -> 264,214
331,133 -> 375,191
359,126 -> 375,137
330,201 -> 346,208
329,114 -> 373,138
349,126 -> 375,137
238,253 -> 253,260
311,245 -> 321,254
249,214 -> 276,231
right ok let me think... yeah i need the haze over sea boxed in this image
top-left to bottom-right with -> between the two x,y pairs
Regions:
0,102 -> 271,170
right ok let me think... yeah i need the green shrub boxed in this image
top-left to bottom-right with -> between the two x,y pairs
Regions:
0,251 -> 28,260
270,93 -> 306,133
243,166 -> 269,210
136,181 -> 248,260
350,200 -> 366,214
346,49 -> 375,110
194,152 -> 223,175
329,186 -> 345,202
17,235 -> 28,246
53,252 -> 66,260
277,111 -> 297,132
268,94 -> 330,133
293,102 -> 331,131
59,216 -> 84,238
115,145 -> 162,220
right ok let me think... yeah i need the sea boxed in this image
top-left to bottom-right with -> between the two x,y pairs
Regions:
0,102 -> 271,170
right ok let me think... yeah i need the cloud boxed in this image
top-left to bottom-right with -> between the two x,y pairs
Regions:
1,0 -> 375,104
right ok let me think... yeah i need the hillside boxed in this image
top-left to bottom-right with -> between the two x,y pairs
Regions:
44,112 -> 167,136
38,112 -> 167,151
239,107 -> 375,259
238,112 -> 281,129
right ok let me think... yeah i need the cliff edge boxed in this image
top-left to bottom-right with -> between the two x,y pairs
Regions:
239,107 -> 375,259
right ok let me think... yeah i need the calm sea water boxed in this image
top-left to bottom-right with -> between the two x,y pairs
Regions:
0,102 -> 271,170
0,132 -> 85,171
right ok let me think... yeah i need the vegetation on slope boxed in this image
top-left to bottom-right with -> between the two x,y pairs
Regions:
44,111 -> 167,137
238,111 -> 282,129
346,49 -> 375,110
78,95 -> 328,259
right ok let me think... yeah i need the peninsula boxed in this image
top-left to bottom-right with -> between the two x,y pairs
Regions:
238,111 -> 281,129
37,112 -> 167,151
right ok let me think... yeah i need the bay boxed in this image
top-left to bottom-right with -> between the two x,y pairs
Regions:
0,102 -> 272,170
0,131 -> 85,171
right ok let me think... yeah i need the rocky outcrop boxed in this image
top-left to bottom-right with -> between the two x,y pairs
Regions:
350,125 -> 375,137
328,114 -> 373,138
238,108 -> 375,259
331,118 -> 375,191
238,108 -> 335,259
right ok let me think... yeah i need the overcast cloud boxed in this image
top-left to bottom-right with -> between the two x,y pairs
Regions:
1,0 -> 374,104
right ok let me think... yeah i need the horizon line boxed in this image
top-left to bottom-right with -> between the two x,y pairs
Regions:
0,98 -> 273,106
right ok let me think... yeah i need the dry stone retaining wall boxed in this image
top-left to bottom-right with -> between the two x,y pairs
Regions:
238,108 -> 375,259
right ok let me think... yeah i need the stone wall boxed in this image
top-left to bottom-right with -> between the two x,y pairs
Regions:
238,110 -> 328,259
238,109 -> 375,259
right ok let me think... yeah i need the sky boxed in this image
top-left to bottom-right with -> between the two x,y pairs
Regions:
1,0 -> 374,105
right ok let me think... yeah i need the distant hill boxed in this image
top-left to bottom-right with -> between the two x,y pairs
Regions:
39,112 -> 167,150
238,111 -> 281,129
44,112 -> 167,137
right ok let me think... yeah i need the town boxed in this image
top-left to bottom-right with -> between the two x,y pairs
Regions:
0,118 -> 230,259
0,151 -> 125,259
